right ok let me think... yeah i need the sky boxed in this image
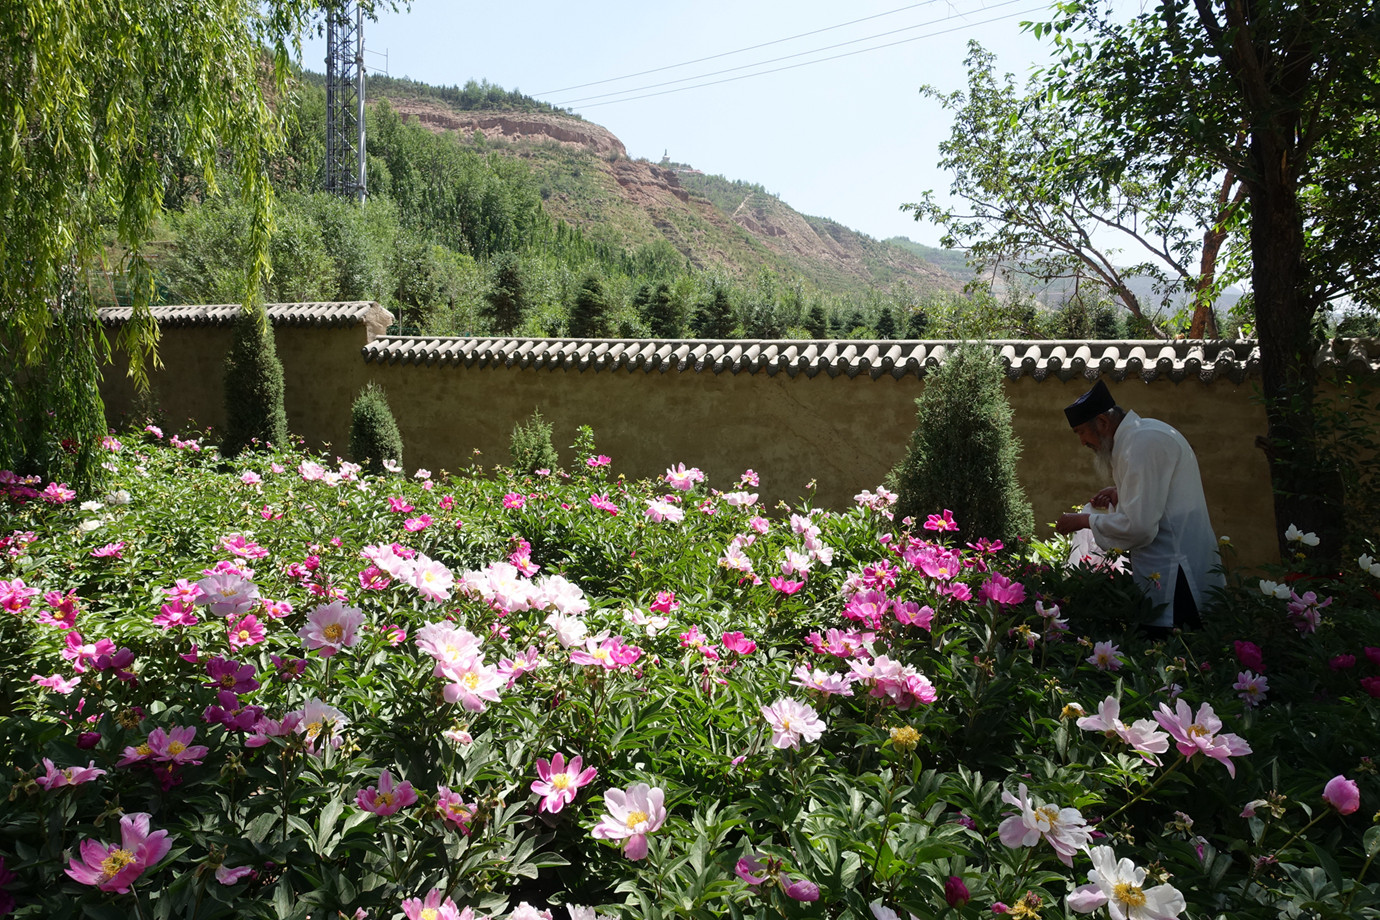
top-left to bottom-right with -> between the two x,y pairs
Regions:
300,0 -> 1074,247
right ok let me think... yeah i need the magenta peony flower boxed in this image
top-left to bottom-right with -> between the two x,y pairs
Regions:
356,769 -> 418,816
1323,775 -> 1361,815
35,757 -> 106,789
1233,640 -> 1265,672
945,876 -> 972,908
65,812 -> 172,892
531,752 -> 598,814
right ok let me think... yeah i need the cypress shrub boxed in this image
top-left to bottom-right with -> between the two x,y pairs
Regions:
510,409 -> 559,474
892,342 -> 1033,544
349,382 -> 404,475
222,308 -> 289,458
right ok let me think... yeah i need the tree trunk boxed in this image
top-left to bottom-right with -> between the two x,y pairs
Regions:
1248,140 -> 1344,567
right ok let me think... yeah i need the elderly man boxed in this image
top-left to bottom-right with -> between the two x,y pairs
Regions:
1054,380 -> 1224,632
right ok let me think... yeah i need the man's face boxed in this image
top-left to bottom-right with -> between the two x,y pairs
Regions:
1073,415 -> 1112,452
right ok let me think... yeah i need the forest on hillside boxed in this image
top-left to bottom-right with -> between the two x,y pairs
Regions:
123,75 -> 1263,342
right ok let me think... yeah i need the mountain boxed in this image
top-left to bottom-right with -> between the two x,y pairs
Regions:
368,81 -> 962,299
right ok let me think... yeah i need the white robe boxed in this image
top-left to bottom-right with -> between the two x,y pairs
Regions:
1088,411 -> 1225,627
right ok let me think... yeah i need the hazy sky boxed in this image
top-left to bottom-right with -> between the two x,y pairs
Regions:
301,0 -> 1071,247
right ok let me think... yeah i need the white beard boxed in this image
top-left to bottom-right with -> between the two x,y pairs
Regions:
1091,438 -> 1115,483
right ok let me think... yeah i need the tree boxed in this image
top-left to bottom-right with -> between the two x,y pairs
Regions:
691,287 -> 737,339
350,382 -> 404,476
222,310 -> 290,458
905,308 -> 931,339
640,282 -> 683,338
892,343 -> 1034,544
803,304 -> 829,339
0,0 -> 336,489
482,253 -> 530,335
1034,0 -> 1380,556
875,307 -> 898,340
568,273 -> 612,338
909,42 -> 1247,339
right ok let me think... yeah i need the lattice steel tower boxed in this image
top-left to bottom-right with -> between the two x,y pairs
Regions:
324,1 -> 366,202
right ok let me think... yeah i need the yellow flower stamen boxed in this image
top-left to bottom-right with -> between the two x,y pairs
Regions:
625,809 -> 648,829
323,623 -> 344,642
1113,882 -> 1147,908
99,848 -> 136,880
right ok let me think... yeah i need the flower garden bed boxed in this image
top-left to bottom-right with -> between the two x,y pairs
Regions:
0,429 -> 1377,920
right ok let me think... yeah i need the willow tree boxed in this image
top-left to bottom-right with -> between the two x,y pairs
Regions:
0,0 -> 324,488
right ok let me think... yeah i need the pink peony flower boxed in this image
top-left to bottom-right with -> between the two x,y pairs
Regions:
1362,676 -> 1380,698
1154,699 -> 1253,777
403,515 -> 433,532
1323,775 -> 1361,815
30,673 -> 81,694
65,812 -> 172,892
1233,670 -> 1269,708
532,752 -> 598,814
90,541 -> 125,559
401,888 -> 464,920
503,492 -> 526,510
356,769 -> 418,816
761,698 -> 826,749
436,786 -> 478,834
769,576 -> 806,595
297,600 -> 365,657
664,463 -> 705,491
1329,654 -> 1356,670
789,665 -> 855,697
215,865 -> 255,884
35,757 -> 106,789
1087,641 -> 1124,671
586,454 -> 611,468
1076,696 -> 1170,765
591,783 -> 667,860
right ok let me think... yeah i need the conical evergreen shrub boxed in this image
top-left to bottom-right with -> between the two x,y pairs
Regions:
349,382 -> 404,476
510,409 -> 559,474
568,274 -> 611,338
222,308 -> 289,457
892,342 -> 1033,544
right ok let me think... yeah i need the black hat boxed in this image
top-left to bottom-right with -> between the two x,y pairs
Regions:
1065,380 -> 1115,428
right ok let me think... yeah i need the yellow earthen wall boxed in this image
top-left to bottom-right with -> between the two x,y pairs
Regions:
100,325 -> 1280,569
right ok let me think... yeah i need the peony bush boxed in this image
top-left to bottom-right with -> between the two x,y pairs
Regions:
0,428 -> 1377,920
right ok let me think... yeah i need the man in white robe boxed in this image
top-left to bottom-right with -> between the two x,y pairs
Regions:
1054,380 -> 1224,631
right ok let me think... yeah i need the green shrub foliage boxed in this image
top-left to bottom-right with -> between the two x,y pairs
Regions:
221,308 -> 289,458
349,382 -> 405,475
510,408 -> 560,474
893,342 -> 1034,543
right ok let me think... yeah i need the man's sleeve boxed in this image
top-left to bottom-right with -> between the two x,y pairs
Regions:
1089,432 -> 1178,552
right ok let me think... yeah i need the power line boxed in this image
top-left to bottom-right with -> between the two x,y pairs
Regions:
535,1 -> 943,97
561,3 -> 1045,110
550,1 -> 1027,107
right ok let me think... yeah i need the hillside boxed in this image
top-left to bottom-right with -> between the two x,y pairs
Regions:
368,84 -> 961,299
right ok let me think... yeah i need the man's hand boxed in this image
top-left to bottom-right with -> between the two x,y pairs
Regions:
1091,487 -> 1119,509
1055,512 -> 1091,535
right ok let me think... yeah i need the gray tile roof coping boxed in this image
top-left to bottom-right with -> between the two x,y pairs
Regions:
356,335 -> 1377,383
99,302 -> 395,342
